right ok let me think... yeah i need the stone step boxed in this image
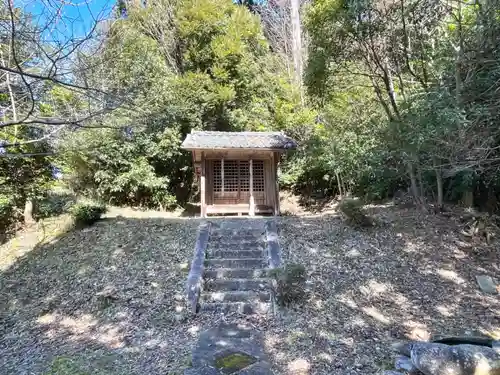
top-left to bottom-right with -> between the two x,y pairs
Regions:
199,301 -> 270,315
205,278 -> 271,292
211,228 -> 264,235
205,268 -> 270,279
208,242 -> 264,251
205,258 -> 267,269
209,233 -> 265,244
209,249 -> 264,259
201,291 -> 271,303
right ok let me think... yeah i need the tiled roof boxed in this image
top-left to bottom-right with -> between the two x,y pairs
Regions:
181,131 -> 297,150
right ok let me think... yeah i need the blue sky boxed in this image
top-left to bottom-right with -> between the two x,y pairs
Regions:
20,0 -> 116,39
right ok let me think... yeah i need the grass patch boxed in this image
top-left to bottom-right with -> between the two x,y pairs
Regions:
215,353 -> 256,373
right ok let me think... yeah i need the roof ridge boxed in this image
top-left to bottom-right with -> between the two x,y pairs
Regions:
191,130 -> 282,134
192,130 -> 283,135
182,130 -> 297,150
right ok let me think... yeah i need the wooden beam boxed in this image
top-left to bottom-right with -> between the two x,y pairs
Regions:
200,152 -> 206,218
201,150 -> 274,160
206,204 -> 272,215
249,159 -> 255,216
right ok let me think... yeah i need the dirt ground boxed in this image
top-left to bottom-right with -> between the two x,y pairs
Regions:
0,204 -> 498,375
266,204 -> 499,374
0,211 -> 213,375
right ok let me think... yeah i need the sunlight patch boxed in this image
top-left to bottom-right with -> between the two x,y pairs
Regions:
317,352 -> 333,362
436,305 -> 453,317
287,358 -> 310,375
404,321 -> 430,340
346,248 -> 361,257
360,280 -> 390,297
37,313 -> 57,325
436,268 -> 465,284
188,325 -> 200,335
362,306 -> 391,324
337,295 -> 358,309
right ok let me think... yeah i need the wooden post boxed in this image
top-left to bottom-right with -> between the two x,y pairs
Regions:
201,152 -> 206,218
274,152 -> 280,216
269,153 -> 277,216
249,159 -> 255,216
221,158 -> 224,193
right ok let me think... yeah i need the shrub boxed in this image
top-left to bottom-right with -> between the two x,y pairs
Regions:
268,263 -> 307,306
36,190 -> 76,219
338,198 -> 373,227
0,195 -> 16,239
70,203 -> 106,227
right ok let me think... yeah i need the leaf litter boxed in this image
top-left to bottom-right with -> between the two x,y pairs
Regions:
0,205 -> 498,375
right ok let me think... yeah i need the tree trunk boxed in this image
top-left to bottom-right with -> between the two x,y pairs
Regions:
433,157 -> 443,208
462,191 -> 473,208
407,161 -> 421,204
335,170 -> 342,198
24,198 -> 35,225
416,157 -> 424,197
455,0 -> 463,107
290,0 -> 304,103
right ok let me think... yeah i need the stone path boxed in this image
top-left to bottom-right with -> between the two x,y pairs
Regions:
185,219 -> 279,375
199,220 -> 275,315
185,323 -> 273,375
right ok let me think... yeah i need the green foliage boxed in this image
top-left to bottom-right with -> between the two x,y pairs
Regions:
35,190 -> 77,220
44,357 -> 89,375
0,195 -> 16,237
338,198 -> 373,227
302,0 -> 500,210
58,0 -> 304,209
0,8 -> 57,230
70,202 -> 106,227
268,263 -> 307,306
215,353 -> 256,371
44,356 -> 111,375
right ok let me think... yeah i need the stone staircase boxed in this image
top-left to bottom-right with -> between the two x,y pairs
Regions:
185,220 -> 279,374
199,225 -> 273,315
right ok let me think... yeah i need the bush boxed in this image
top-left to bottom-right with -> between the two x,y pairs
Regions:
268,263 -> 307,306
36,190 -> 77,220
338,198 -> 373,227
0,195 -> 16,238
70,203 -> 106,227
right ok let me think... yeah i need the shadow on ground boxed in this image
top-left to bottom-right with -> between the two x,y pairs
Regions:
1,205 -> 498,375
266,204 -> 499,374
0,215 -> 211,375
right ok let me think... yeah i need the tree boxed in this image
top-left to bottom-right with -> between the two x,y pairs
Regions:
60,0 -> 308,208
0,0 -> 117,154
304,0 -> 500,209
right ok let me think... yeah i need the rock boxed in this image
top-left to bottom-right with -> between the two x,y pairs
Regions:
476,275 -> 498,294
287,358 -> 310,375
392,342 -> 412,357
179,262 -> 190,271
408,342 -> 500,375
394,355 -> 420,374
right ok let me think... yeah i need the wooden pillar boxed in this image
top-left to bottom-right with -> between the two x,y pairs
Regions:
274,152 -> 280,216
221,158 -> 224,193
201,152 -> 206,218
249,158 -> 255,216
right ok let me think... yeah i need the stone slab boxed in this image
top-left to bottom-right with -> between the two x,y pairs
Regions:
186,222 -> 212,313
476,275 -> 498,294
265,220 -> 281,269
238,361 -> 274,375
191,323 -> 272,374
